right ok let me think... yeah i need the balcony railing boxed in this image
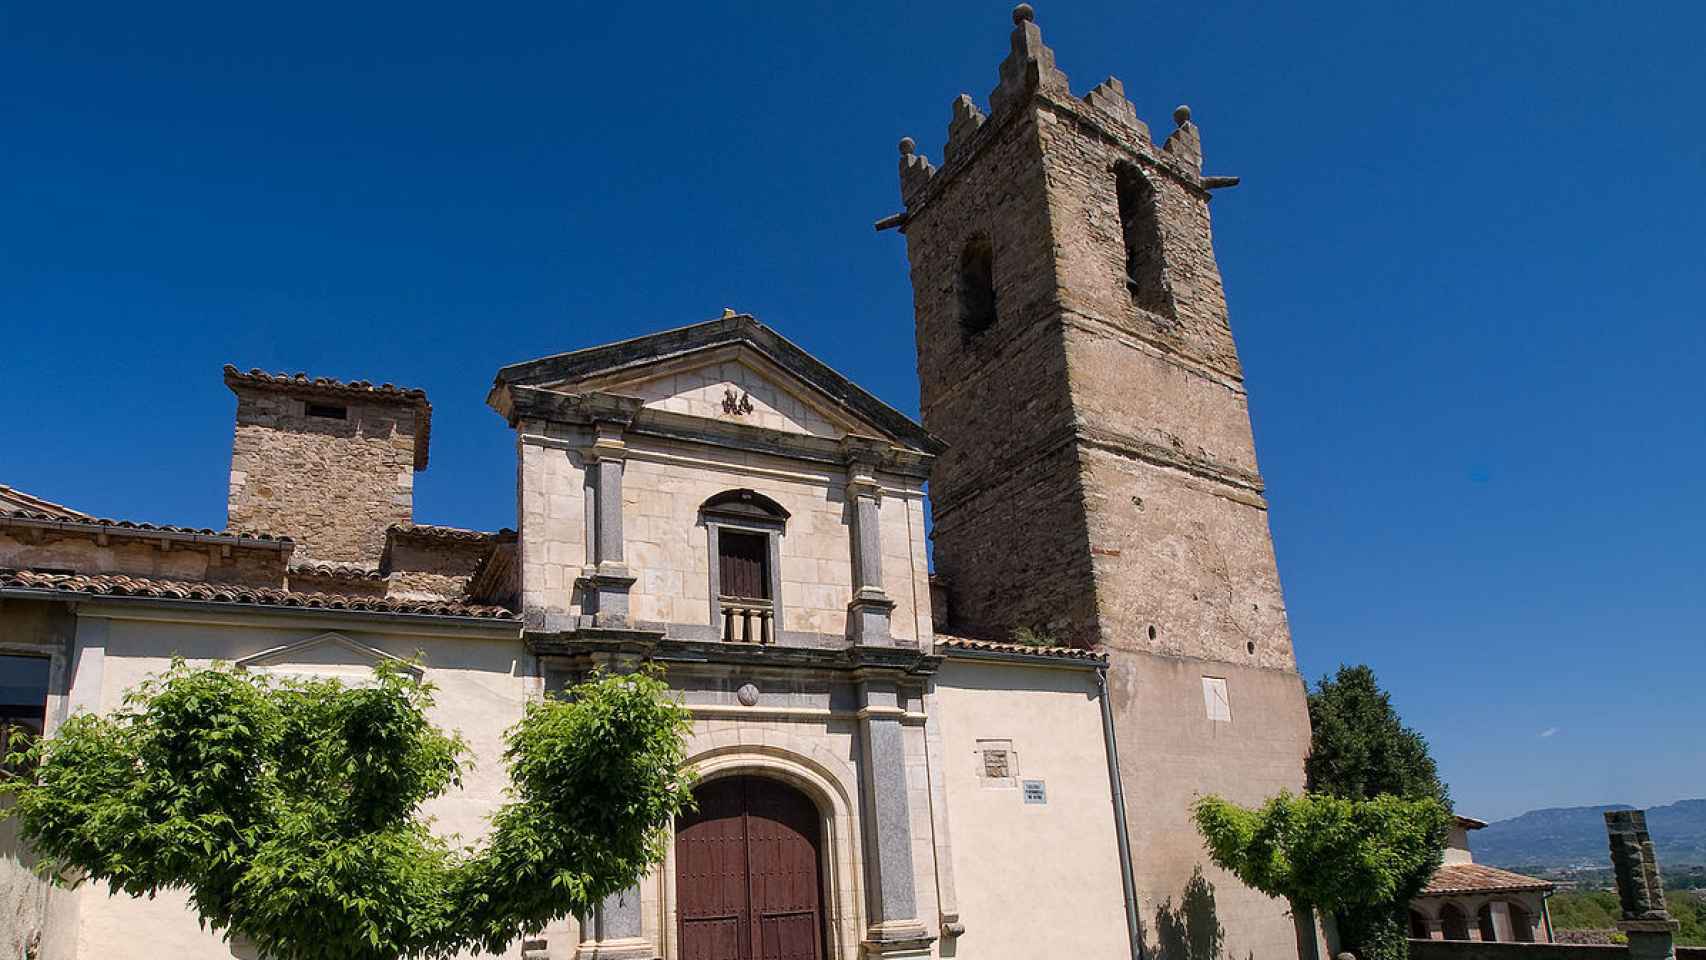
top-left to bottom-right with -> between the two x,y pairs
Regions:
719,596 -> 774,644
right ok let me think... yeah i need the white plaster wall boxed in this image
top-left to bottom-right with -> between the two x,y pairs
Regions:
1443,824 -> 1474,864
931,659 -> 1129,960
56,610 -> 535,960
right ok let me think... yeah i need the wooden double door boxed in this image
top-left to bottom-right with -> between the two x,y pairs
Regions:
675,776 -> 827,960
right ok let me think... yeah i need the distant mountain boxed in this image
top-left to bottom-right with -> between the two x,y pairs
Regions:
1474,799 -> 1706,871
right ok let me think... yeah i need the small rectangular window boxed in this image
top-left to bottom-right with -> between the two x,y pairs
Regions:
305,402 -> 347,420
717,530 -> 770,600
0,655 -> 50,775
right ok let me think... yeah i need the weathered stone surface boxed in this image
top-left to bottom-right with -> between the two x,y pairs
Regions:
226,383 -> 422,565
894,8 -> 1312,958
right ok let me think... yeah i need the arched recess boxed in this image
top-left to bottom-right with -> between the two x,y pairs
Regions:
1477,903 -> 1498,942
655,732 -> 867,960
1507,901 -> 1535,942
957,235 -> 996,335
1111,160 -> 1176,319
1409,909 -> 1432,939
1440,903 -> 1470,941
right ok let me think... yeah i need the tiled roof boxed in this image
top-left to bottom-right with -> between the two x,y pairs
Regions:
1421,863 -> 1554,896
387,523 -> 513,544
0,484 -> 92,520
0,510 -> 293,547
223,366 -> 433,470
0,569 -> 518,621
935,634 -> 1107,663
289,561 -> 386,581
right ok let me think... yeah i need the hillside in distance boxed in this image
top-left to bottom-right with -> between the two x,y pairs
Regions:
1474,798 -> 1706,870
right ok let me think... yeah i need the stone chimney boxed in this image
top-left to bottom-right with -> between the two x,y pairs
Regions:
224,366 -> 431,566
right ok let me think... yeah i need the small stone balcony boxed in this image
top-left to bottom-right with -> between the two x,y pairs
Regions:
719,596 -> 774,644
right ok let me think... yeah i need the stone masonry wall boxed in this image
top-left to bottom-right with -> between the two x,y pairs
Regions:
902,104 -> 1102,643
896,11 -> 1312,959
227,387 -> 418,565
900,22 -> 1296,669
0,530 -> 285,586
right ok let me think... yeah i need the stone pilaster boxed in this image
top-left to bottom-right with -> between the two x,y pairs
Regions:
572,886 -> 652,960
584,421 -> 635,627
856,675 -> 933,958
844,439 -> 896,646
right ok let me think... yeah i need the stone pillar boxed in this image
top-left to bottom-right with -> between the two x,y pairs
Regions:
1488,901 -> 1514,942
844,439 -> 896,645
573,886 -> 652,960
584,422 -> 635,627
856,676 -> 932,958
1606,810 -> 1678,960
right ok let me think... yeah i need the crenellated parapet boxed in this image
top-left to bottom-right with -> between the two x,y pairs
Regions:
1084,76 -> 1147,143
897,136 -> 935,203
1163,104 -> 1203,173
988,3 -> 1071,116
890,5 -> 1228,213
942,94 -> 987,164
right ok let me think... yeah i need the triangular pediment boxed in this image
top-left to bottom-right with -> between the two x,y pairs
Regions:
574,347 -> 869,440
489,314 -> 943,455
236,632 -> 420,685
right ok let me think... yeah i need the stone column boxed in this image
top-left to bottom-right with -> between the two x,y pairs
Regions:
584,421 -> 635,627
856,675 -> 933,958
573,886 -> 652,960
844,439 -> 896,645
1606,809 -> 1678,960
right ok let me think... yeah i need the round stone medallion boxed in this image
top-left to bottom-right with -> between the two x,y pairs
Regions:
736,683 -> 760,707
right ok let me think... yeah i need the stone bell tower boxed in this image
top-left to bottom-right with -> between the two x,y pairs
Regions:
886,6 -> 1314,958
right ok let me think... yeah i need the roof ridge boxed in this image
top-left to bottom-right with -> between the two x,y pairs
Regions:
0,509 -> 294,545
0,569 -> 517,621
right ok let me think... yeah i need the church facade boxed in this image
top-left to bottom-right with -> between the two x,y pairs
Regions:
0,8 -> 1311,960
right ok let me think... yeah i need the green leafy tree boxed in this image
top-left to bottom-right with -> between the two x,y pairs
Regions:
1305,665 -> 1453,960
1307,665 -> 1449,807
2,660 -> 694,960
1193,792 -> 1452,960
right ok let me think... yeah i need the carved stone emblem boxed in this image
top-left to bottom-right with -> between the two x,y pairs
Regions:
722,388 -> 754,416
736,682 -> 760,706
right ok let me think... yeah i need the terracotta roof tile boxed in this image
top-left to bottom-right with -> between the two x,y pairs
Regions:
288,561 -> 386,581
0,509 -> 293,546
0,569 -> 517,621
1421,863 -> 1554,896
935,634 -> 1106,663
386,523 -> 514,544
0,484 -> 93,520
223,365 -> 433,470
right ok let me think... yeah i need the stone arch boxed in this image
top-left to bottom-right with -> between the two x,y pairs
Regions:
654,728 -> 866,960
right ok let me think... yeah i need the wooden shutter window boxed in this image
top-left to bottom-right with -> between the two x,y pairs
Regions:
719,530 -> 770,600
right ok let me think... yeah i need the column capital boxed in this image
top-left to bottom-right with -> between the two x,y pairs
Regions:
588,421 -> 628,462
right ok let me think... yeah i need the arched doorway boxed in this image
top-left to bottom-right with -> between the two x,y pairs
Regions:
676,775 -> 827,960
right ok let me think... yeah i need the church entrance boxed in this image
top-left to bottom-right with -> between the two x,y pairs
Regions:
675,775 -> 826,960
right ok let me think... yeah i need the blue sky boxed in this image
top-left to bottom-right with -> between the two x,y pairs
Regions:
4,1 -> 1702,822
